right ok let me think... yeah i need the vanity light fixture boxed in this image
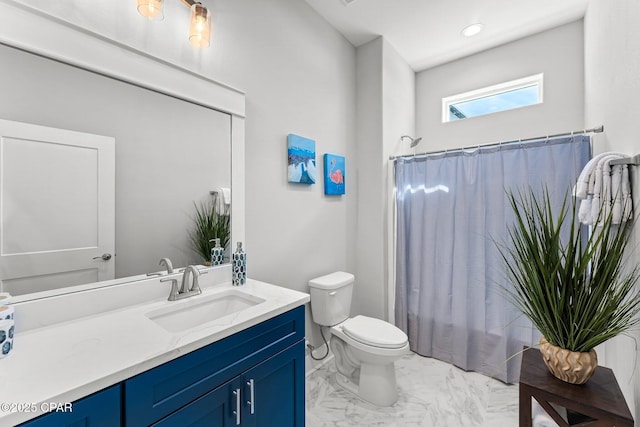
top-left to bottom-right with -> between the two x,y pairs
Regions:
461,22 -> 484,37
189,2 -> 211,47
136,0 -> 212,48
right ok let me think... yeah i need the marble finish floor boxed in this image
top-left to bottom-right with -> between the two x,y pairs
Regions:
306,352 -> 519,427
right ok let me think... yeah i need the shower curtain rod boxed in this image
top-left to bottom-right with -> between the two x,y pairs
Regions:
389,125 -> 604,161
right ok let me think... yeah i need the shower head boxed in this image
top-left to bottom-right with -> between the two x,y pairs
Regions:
401,135 -> 422,148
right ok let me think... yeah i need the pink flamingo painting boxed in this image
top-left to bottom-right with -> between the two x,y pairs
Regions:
324,153 -> 345,195
329,159 -> 344,184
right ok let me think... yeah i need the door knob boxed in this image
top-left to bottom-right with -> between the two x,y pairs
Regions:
92,253 -> 112,261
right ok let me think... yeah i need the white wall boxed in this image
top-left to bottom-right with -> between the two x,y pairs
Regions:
355,37 -> 415,320
584,0 -> 640,419
382,41 -> 416,321
212,0 -> 357,293
416,20 -> 585,150
210,1 -> 357,349
355,38 -> 384,318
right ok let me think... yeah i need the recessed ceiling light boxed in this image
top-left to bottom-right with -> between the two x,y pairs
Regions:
461,23 -> 484,37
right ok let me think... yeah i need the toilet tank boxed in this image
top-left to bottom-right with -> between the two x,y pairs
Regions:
308,271 -> 354,326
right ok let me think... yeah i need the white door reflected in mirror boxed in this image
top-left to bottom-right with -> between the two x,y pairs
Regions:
0,119 -> 115,295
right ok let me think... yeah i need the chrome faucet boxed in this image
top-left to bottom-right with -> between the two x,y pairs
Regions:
180,265 -> 201,294
146,257 -> 174,277
159,257 -> 174,274
161,265 -> 205,301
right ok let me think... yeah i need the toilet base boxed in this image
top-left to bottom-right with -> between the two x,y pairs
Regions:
335,362 -> 399,406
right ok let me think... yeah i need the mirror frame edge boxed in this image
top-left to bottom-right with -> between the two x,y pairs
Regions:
0,0 -> 246,301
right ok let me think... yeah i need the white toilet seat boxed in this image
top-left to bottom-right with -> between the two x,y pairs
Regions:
342,315 -> 408,349
331,317 -> 409,357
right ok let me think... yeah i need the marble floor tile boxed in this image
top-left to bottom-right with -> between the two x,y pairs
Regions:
306,352 -> 519,427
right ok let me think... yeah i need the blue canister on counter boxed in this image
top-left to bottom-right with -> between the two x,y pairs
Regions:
232,242 -> 246,286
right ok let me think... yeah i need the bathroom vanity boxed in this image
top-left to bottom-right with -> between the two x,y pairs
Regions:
0,269 -> 309,427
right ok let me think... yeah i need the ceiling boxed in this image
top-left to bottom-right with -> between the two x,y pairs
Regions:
304,0 -> 589,71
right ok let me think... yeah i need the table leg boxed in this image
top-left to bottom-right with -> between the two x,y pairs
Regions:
519,384 -> 532,427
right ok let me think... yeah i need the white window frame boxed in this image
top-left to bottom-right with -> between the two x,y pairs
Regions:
442,73 -> 544,123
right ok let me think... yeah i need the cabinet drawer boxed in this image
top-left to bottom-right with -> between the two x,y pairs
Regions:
18,385 -> 121,427
125,306 -> 304,426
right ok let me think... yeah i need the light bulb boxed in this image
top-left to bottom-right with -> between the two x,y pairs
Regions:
137,0 -> 164,20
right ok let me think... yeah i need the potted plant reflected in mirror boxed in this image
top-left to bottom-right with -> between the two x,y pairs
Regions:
189,194 -> 230,266
498,186 -> 640,384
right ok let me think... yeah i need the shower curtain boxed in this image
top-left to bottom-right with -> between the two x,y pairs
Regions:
394,136 -> 590,383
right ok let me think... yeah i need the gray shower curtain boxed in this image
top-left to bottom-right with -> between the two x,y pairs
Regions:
394,136 -> 590,383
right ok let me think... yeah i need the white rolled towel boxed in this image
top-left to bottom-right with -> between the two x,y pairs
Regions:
220,187 -> 231,206
212,187 -> 231,213
610,163 -> 623,224
574,152 -> 625,198
622,165 -> 633,221
579,197 -> 592,224
591,154 -> 623,224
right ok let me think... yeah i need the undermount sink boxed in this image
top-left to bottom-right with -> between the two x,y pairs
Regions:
146,290 -> 265,333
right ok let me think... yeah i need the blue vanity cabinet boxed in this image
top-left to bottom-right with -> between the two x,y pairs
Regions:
151,341 -> 305,427
125,306 -> 305,427
17,385 -> 121,427
15,306 -> 305,427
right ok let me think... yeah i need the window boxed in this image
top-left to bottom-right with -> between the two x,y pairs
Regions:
442,73 -> 543,122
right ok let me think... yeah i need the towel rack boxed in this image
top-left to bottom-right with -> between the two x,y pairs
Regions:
610,154 -> 640,166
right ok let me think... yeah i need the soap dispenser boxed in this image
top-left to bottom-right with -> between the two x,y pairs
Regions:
232,242 -> 246,286
210,238 -> 224,266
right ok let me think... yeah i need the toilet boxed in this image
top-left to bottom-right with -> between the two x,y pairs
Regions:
308,271 -> 409,406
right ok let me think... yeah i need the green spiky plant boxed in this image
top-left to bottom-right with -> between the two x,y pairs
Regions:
188,195 -> 230,264
498,186 -> 640,352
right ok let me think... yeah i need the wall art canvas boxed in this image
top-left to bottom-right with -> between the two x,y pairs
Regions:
287,134 -> 316,184
323,153 -> 345,195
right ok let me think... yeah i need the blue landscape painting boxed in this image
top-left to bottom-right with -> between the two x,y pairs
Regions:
324,153 -> 345,195
287,134 -> 316,184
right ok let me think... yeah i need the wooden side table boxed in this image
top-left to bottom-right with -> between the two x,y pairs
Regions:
519,347 -> 633,427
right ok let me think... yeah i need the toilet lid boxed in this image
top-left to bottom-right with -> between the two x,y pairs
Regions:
342,315 -> 408,349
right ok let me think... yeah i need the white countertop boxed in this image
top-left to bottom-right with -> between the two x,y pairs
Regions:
0,279 -> 309,426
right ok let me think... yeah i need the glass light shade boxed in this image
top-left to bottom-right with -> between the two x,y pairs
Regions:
137,0 -> 164,20
189,3 -> 211,48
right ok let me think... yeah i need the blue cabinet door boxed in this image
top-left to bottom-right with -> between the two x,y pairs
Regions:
151,380 -> 240,427
18,385 -> 121,427
150,340 -> 305,427
242,340 -> 305,427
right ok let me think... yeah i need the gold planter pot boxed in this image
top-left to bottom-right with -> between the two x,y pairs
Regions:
539,337 -> 597,385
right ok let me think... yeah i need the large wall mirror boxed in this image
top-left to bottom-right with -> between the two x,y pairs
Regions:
0,43 -> 231,297
0,2 -> 245,301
